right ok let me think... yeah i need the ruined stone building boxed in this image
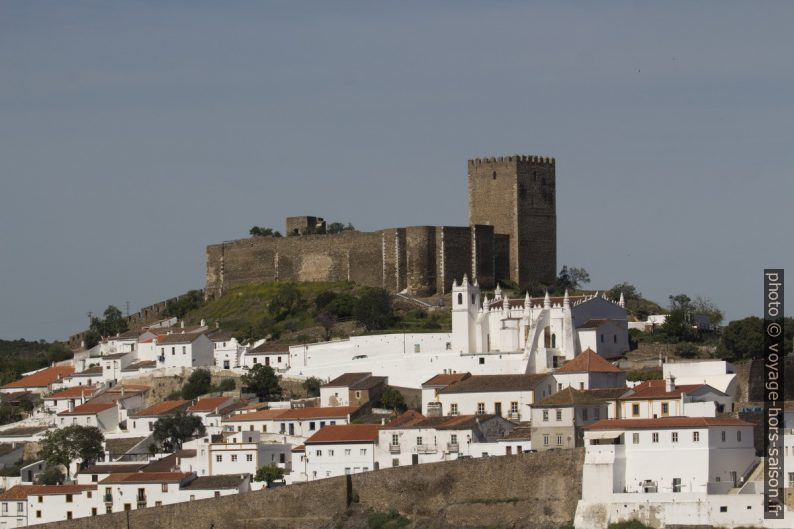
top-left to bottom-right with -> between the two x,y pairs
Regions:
206,155 -> 557,297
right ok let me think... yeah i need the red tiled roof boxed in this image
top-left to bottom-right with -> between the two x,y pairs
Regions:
47,386 -> 99,399
587,417 -> 754,430
132,400 -> 189,417
154,332 -> 206,345
100,472 -> 190,484
58,402 -> 116,416
306,424 -> 379,444
187,397 -> 235,413
437,374 -> 549,394
422,373 -> 471,387
1,366 -> 75,389
223,406 -> 359,422
619,380 -> 709,400
291,444 -> 305,452
556,349 -> 622,374
222,409 -> 287,422
386,410 -> 425,427
0,485 -> 96,500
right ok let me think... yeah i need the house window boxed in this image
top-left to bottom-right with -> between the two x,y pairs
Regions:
355,391 -> 361,399
328,450 -> 334,456
106,505 -> 112,514
414,344 -> 420,353
450,434 -> 458,444
479,357 -> 485,365
86,491 -> 92,498
182,346 -> 186,354
458,293 -> 463,305
542,409 -> 549,422
391,434 -> 399,446
309,421 -> 316,430
2,503 -> 7,513
92,507 -> 97,516
171,347 -> 175,355
214,492 -> 220,498
316,450 -> 322,456
416,436 -> 423,446
721,431 -> 726,442
693,431 -> 700,442
661,402 -> 669,416
360,448 -> 367,455
555,409 -> 562,421
476,403 -> 485,415
450,403 -> 459,415
737,431 -> 742,442
558,383 -> 563,391
392,459 -> 399,467
600,334 -> 604,343
17,503 -> 23,513
632,433 -> 639,444
161,483 -> 168,492
672,432 -> 678,443
38,496 -> 43,503
346,448 -> 352,455
66,494 -> 73,503
543,434 -> 549,446
279,453 -> 285,463
631,403 -> 640,417
231,455 -> 237,462
579,382 -> 584,390
652,432 -> 659,443
445,342 -> 452,350
216,455 -> 222,462
345,467 -> 351,474
246,454 -> 253,462
556,435 -> 563,446
36,510 -> 41,518
582,408 -> 588,421
253,358 -> 258,364
510,402 -> 519,414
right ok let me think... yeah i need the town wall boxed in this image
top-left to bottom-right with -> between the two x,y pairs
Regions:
39,448 -> 584,529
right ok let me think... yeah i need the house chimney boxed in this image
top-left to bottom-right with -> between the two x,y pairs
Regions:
665,374 -> 676,392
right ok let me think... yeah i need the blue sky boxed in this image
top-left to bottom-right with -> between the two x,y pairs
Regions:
1,1 -> 792,340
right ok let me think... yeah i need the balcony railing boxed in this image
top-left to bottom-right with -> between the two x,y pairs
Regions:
416,444 -> 437,454
103,494 -> 112,503
446,443 -> 459,453
507,412 -> 521,421
389,444 -> 400,454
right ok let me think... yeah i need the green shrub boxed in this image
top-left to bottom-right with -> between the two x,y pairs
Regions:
626,369 -> 662,382
607,520 -> 653,529
367,510 -> 410,529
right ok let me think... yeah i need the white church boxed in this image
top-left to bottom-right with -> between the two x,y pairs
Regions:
285,276 -> 630,388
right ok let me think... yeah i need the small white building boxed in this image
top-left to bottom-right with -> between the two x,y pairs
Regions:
182,431 -> 291,477
222,406 -> 359,442
186,396 -> 238,434
128,400 -> 190,435
618,378 -> 732,419
0,366 -> 75,395
291,424 -> 379,483
43,386 -> 99,416
662,360 -> 737,398
430,373 -> 555,421
207,330 -> 244,370
0,484 -> 97,527
241,342 -> 290,371
420,373 -> 471,416
56,402 -> 119,432
553,349 -> 627,391
319,372 -> 387,408
152,333 -> 214,369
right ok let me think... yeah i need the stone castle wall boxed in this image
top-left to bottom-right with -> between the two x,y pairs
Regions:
38,449 -> 584,529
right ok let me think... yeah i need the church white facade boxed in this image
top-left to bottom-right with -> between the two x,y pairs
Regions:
451,275 -> 630,373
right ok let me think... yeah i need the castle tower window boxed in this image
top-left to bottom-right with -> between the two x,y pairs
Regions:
458,293 -> 463,305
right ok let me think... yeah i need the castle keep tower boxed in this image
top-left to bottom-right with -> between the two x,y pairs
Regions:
467,155 -> 556,288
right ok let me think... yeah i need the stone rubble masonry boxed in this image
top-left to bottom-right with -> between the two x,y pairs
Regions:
39,448 -> 583,529
207,155 -> 557,297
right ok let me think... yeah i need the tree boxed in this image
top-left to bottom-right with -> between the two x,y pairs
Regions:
182,368 -> 212,399
152,412 -> 206,452
250,226 -> 282,237
254,465 -> 285,487
83,329 -> 101,350
315,291 -> 338,310
668,294 -> 692,311
691,296 -> 724,327
327,222 -> 355,234
241,364 -> 283,401
380,386 -> 406,412
660,307 -> 697,343
316,312 -> 336,340
215,378 -> 236,392
36,467 -> 64,485
354,288 -> 395,330
39,425 -> 104,477
88,305 -> 128,338
607,282 -> 641,303
268,284 -> 305,321
302,377 -> 322,397
557,266 -> 590,291
164,290 -> 205,319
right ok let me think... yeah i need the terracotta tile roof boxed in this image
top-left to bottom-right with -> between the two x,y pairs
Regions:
132,400 -> 189,417
555,349 -> 622,374
534,387 -> 605,407
584,387 -> 630,400
154,332 -> 206,345
68,366 -> 103,377
422,373 -> 471,387
0,484 -> 96,500
142,453 -> 179,472
501,426 -> 532,441
101,352 -> 133,360
291,444 -> 305,452
100,471 -> 190,484
121,360 -> 157,372
181,475 -> 247,489
385,410 -> 425,427
105,437 -> 147,458
437,374 -> 549,394
618,380 -> 718,400
187,397 -> 235,413
47,386 -> 98,400
222,409 -> 287,422
322,373 -> 372,388
387,414 -> 498,431
1,366 -> 75,389
58,402 -> 116,416
306,424 -> 380,444
587,416 -> 754,430
206,330 -> 234,342
106,384 -> 150,394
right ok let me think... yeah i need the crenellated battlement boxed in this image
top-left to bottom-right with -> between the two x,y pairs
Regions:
468,155 -> 555,166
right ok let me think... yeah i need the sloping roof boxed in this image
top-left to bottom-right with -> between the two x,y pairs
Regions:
387,414 -> 497,431
132,400 -> 189,417
68,366 -> 103,377
108,330 -> 142,340
47,386 -> 99,399
57,402 -> 116,416
100,472 -> 190,484
222,406 -> 359,422
351,376 -> 386,390
147,326 -> 204,336
187,397 -> 235,413
577,319 -> 610,329
422,373 -> 471,387
78,463 -> 147,475
206,330 -> 234,342
587,417 -> 754,430
534,387 -> 605,408
181,475 -> 247,489
584,387 -> 631,400
1,366 -> 75,389
222,409 -> 287,422
105,437 -> 147,459
121,360 -> 157,372
305,424 -> 379,444
247,341 -> 291,354
0,485 -> 96,500
556,349 -> 622,374
619,380 -> 721,400
101,352 -> 132,360
323,373 -> 372,388
385,410 -> 425,427
437,374 -> 549,394
154,332 -> 206,345
0,426 -> 48,437
141,453 -> 180,472
501,426 -> 532,441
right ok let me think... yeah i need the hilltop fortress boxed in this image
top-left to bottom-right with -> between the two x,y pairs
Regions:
206,155 -> 557,297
